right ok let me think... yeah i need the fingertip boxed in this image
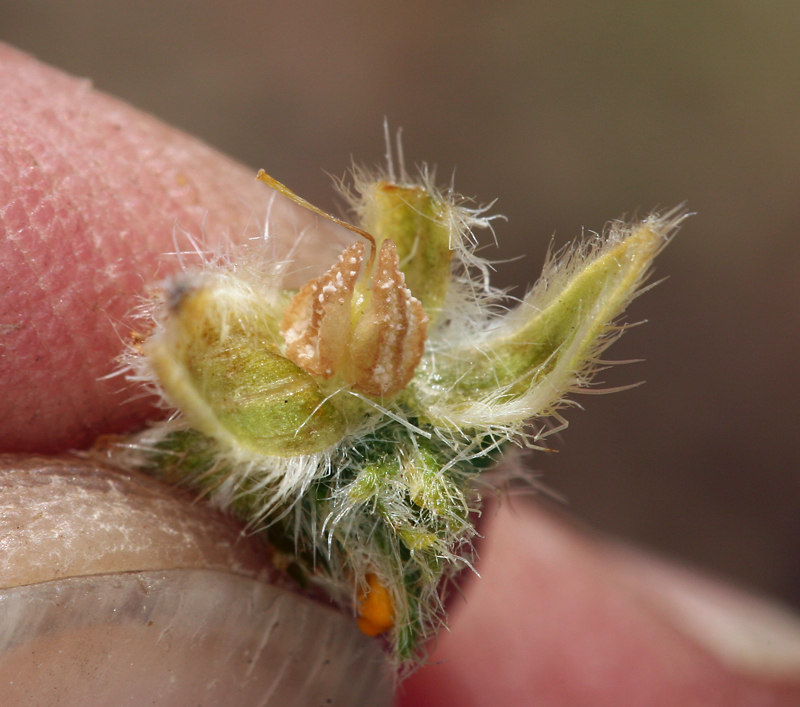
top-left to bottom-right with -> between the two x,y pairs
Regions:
398,503 -> 800,707
0,453 -> 393,706
0,46 -> 268,452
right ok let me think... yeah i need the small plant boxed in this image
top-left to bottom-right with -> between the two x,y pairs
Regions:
108,141 -> 682,667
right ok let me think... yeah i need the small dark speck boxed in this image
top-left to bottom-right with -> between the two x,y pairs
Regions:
167,278 -> 198,311
323,659 -> 331,665
326,699 -> 333,704
147,620 -> 153,627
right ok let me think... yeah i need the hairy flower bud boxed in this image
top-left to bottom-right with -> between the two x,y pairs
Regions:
107,146 -> 683,667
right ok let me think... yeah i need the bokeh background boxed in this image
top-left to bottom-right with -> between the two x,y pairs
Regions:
3,1 -> 798,608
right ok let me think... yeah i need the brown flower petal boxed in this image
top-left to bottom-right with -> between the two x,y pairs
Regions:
281,242 -> 365,378
347,240 -> 428,397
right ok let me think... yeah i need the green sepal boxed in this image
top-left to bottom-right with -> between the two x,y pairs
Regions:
146,282 -> 346,457
418,220 -> 665,408
359,181 -> 453,318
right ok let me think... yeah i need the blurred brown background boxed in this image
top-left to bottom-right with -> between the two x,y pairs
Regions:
3,1 -> 798,608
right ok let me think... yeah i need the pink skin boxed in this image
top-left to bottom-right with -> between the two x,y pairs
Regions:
1,44 -> 799,706
0,43 -> 274,452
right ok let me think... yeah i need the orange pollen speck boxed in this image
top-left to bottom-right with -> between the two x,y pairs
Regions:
357,573 -> 395,636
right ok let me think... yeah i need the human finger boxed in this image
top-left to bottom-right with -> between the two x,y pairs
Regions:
398,501 -> 800,707
0,42 -> 342,453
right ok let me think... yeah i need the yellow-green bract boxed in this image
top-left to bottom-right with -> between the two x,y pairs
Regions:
145,281 -> 345,457
111,161 -> 683,667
